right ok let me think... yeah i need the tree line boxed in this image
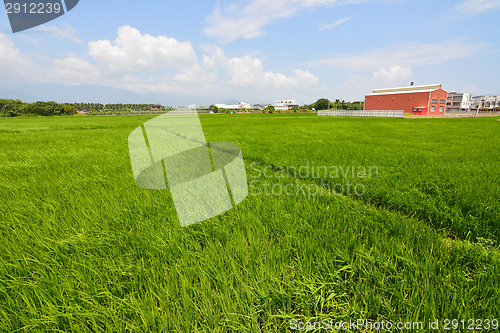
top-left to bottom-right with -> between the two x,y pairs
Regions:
0,99 -> 77,117
69,103 -> 170,112
0,99 -> 170,117
304,98 -> 364,111
1,98 -> 363,117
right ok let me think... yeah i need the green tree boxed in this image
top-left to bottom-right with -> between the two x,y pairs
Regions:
0,99 -> 25,117
62,104 -> 77,115
314,98 -> 330,110
209,105 -> 219,113
25,101 -> 64,116
265,105 -> 275,114
291,106 -> 299,113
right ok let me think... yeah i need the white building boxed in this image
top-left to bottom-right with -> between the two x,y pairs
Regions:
215,102 -> 251,110
274,99 -> 299,111
446,92 -> 472,112
471,95 -> 500,110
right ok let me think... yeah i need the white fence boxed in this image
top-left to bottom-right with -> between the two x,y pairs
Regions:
318,110 -> 404,118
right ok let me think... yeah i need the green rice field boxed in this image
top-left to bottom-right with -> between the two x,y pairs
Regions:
0,114 -> 499,332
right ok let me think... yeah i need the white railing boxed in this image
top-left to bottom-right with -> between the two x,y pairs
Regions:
318,110 -> 404,118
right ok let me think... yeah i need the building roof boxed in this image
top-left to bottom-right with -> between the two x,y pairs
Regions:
366,84 -> 442,96
472,95 -> 500,99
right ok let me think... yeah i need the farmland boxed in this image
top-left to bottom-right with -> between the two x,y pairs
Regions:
0,114 -> 499,332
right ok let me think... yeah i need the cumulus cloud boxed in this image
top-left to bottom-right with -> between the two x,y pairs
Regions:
49,57 -> 100,84
204,45 -> 321,90
204,0 -> 366,43
0,27 -> 322,98
309,39 -> 489,70
0,33 -> 38,83
88,26 -> 201,79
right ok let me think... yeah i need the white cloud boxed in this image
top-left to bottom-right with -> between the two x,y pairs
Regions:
340,65 -> 413,100
36,23 -> 84,44
0,33 -> 38,83
49,57 -> 100,84
309,39 -> 489,70
0,27 -> 322,100
204,0 -> 366,43
88,26 -> 201,80
292,69 -> 321,86
47,26 -> 220,94
371,65 -> 412,85
205,46 -> 322,90
319,17 -> 352,30
80,27 -> 322,92
451,0 -> 500,18
204,0 -> 297,43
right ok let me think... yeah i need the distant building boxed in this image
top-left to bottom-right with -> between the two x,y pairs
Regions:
252,104 -> 269,111
364,84 -> 448,116
150,105 -> 162,111
471,95 -> 500,110
215,102 -> 251,110
274,99 -> 299,111
446,92 -> 472,112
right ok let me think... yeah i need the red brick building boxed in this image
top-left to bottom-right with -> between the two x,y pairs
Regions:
364,84 -> 448,116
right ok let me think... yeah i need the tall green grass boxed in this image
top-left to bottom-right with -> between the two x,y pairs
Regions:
0,115 -> 498,332
201,114 -> 499,245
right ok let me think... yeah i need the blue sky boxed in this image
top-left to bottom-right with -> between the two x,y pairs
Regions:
0,0 -> 499,106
